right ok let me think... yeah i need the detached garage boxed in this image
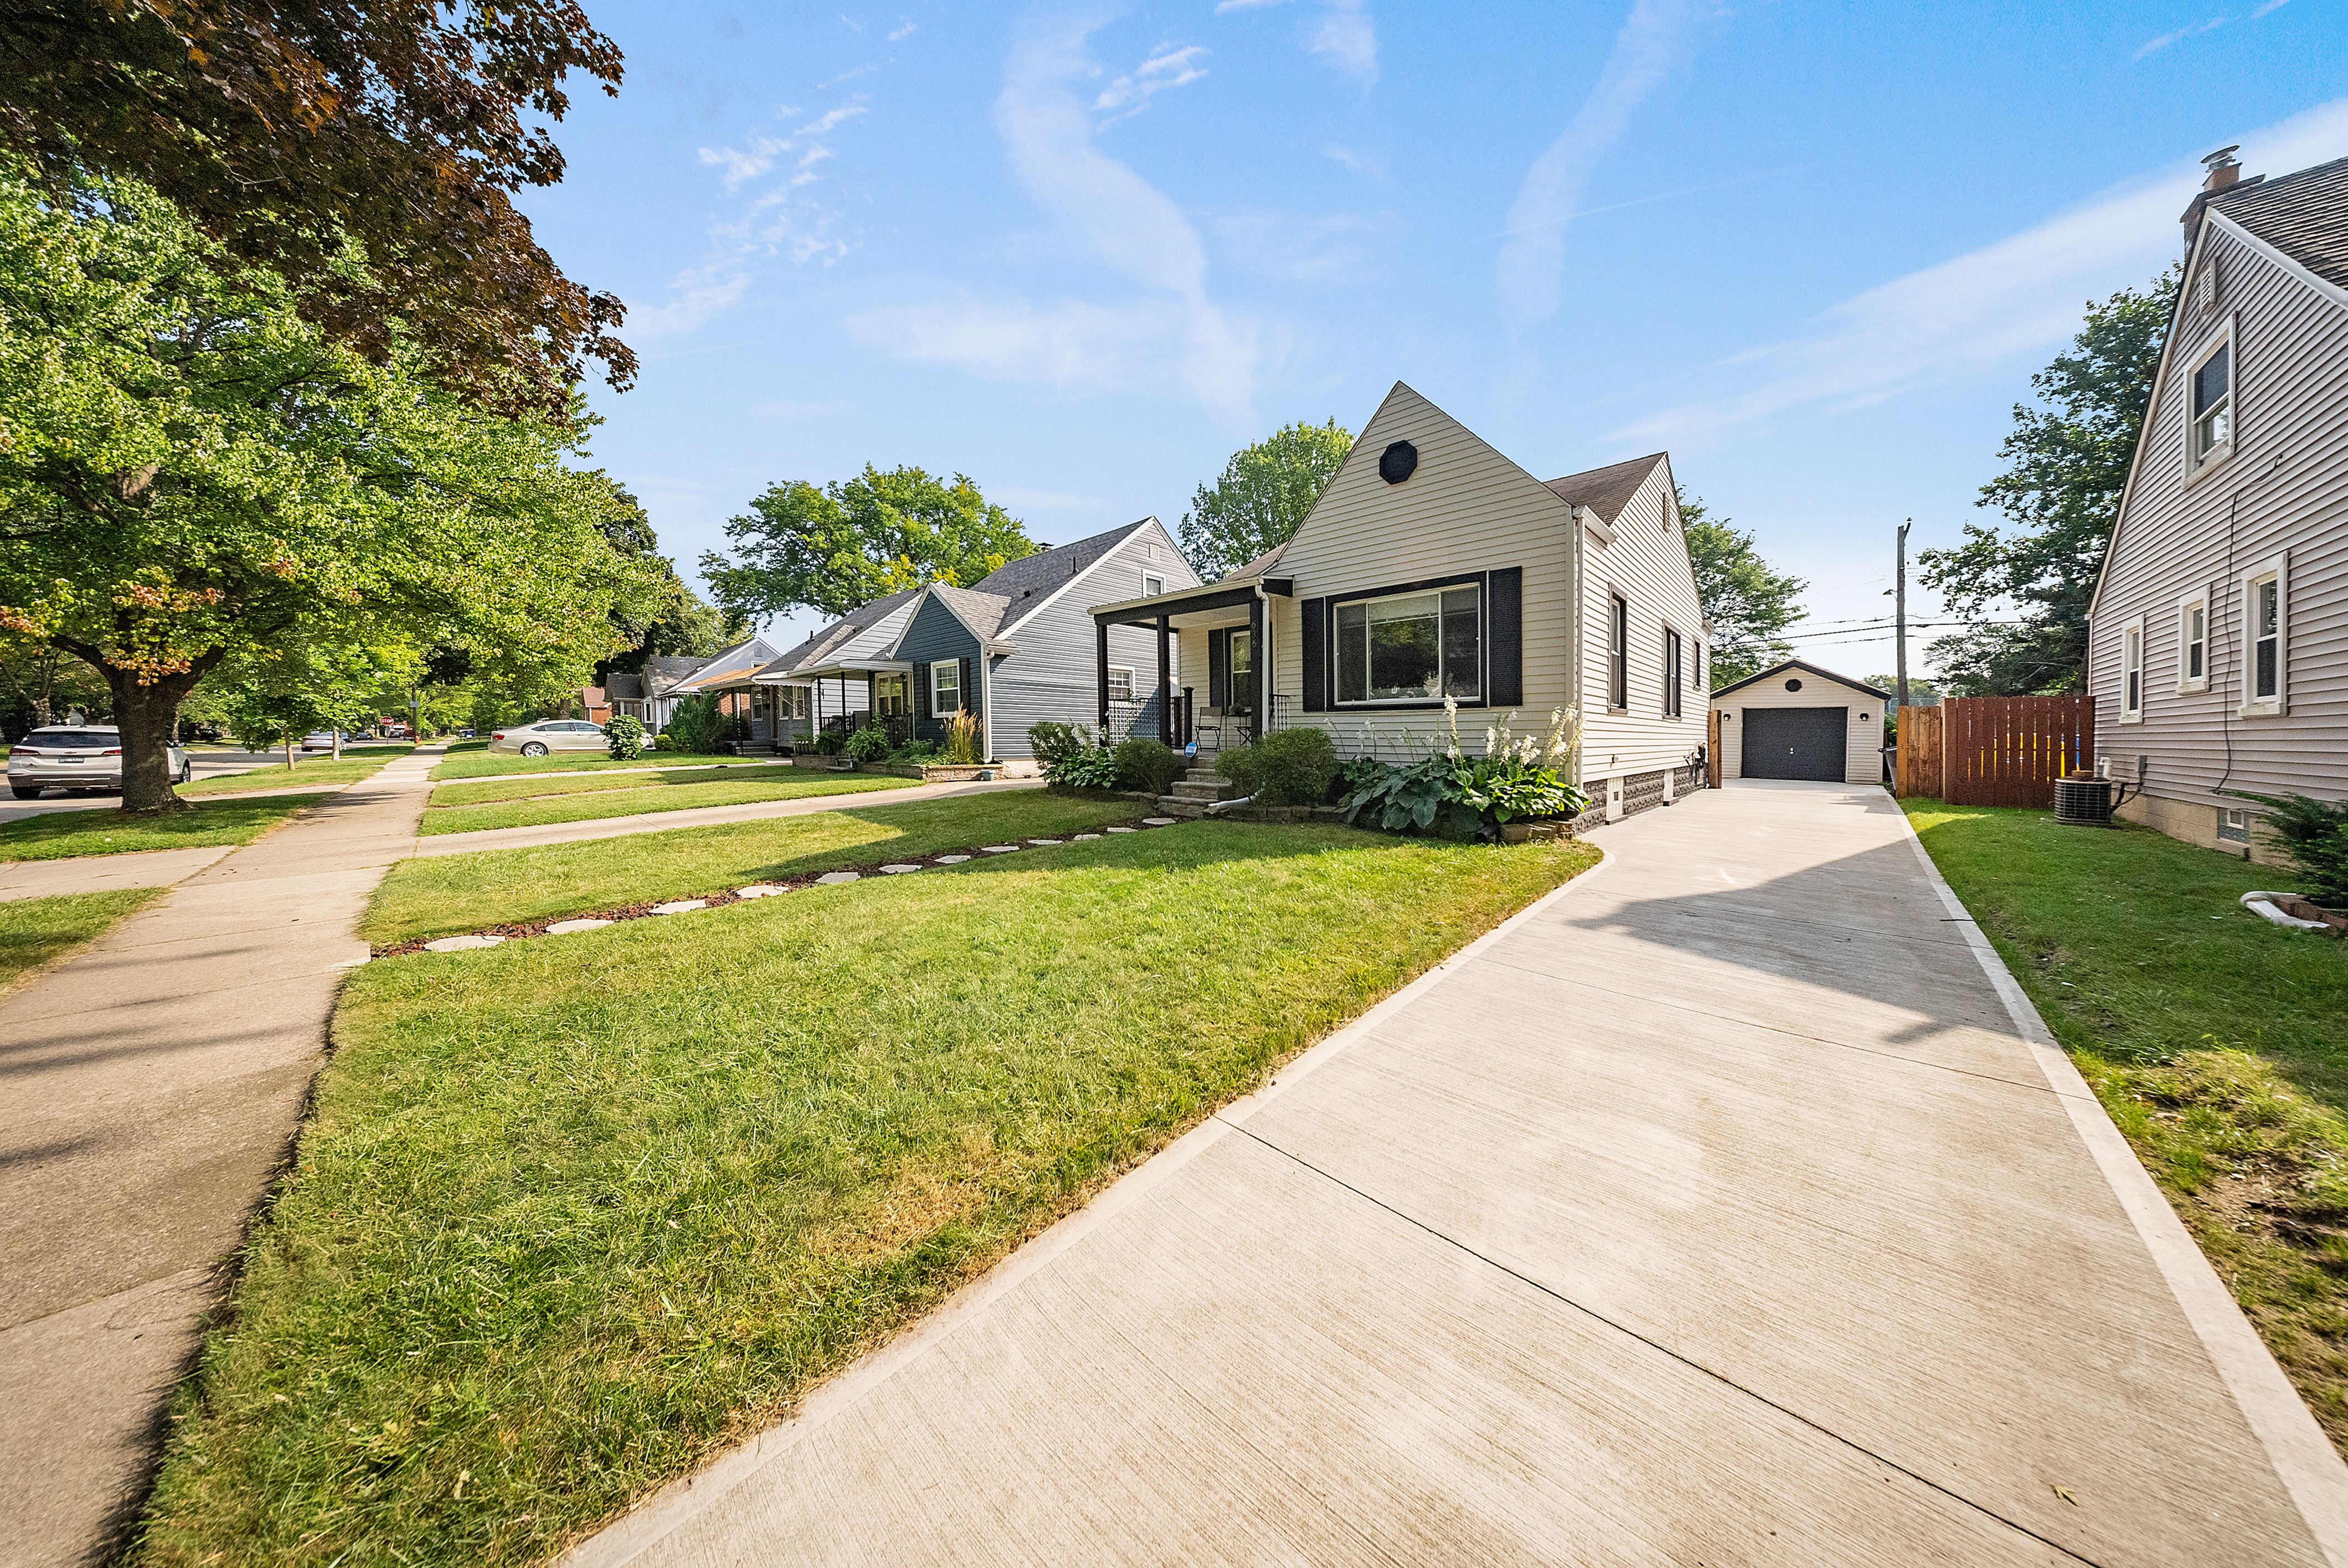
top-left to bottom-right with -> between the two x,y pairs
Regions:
1712,661 -> 1888,785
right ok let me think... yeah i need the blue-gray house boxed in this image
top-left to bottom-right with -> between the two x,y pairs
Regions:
751,518 -> 1199,766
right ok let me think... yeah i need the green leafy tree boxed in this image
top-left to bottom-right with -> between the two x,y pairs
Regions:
0,0 -> 631,411
1919,269 -> 2177,695
1677,488 -> 1806,688
1180,418 -> 1353,580
0,161 -> 665,811
703,466 -> 1035,622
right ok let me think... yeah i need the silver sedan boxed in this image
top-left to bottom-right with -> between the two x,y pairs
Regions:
488,720 -> 610,758
8,725 -> 191,798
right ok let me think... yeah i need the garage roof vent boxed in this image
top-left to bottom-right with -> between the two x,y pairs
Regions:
1785,678 -> 1803,692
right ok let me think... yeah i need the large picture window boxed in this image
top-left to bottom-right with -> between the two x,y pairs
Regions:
1334,585 -> 1481,704
929,660 -> 961,714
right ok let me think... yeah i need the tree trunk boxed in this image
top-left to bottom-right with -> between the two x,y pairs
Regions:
110,673 -> 192,813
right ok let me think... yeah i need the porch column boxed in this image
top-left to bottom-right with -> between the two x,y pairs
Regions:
1096,618 -> 1111,736
1157,615 -> 1172,747
1248,592 -> 1266,741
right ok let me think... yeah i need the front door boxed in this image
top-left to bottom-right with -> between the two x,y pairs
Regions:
1742,707 -> 1846,781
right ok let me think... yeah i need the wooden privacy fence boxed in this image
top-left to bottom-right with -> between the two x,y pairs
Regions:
1896,696 -> 2094,807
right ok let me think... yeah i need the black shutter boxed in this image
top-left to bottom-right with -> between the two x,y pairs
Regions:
1487,568 -> 1523,708
1208,628 -> 1229,708
915,664 -> 931,719
1300,597 -> 1326,712
959,656 -> 975,713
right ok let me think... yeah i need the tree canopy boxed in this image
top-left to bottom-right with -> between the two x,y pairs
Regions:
0,160 -> 663,808
1919,269 -> 2176,695
1179,419 -> 1352,580
702,467 -> 1036,624
0,0 -> 630,411
1677,488 -> 1806,688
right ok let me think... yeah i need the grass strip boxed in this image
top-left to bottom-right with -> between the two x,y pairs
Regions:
428,763 -> 809,808
178,747 -> 414,797
416,773 -> 917,838
368,791 -> 1135,944
0,796 -> 328,862
1905,800 -> 2348,1450
134,822 -> 1598,1565
430,749 -> 756,781
0,888 -> 162,995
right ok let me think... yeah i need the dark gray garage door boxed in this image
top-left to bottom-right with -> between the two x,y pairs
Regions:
1742,706 -> 1847,781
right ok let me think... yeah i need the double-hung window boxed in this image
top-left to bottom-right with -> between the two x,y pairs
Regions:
2242,557 -> 2285,715
1142,572 -> 1165,599
929,660 -> 961,714
1106,667 -> 1136,703
2177,593 -> 2207,693
2120,616 -> 2144,721
1663,630 -> 1683,719
2188,326 -> 2233,472
1333,584 -> 1481,704
1607,594 -> 1629,710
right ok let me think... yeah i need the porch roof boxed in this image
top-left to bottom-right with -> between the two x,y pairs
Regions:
755,658 -> 912,684
1090,576 -> 1292,628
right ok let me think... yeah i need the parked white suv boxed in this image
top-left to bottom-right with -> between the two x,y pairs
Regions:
488,720 -> 610,758
8,725 -> 191,798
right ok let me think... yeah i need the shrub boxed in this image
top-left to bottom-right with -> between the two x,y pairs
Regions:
603,714 -> 646,760
2237,792 -> 2348,906
888,739 -> 940,765
843,721 -> 892,764
1047,745 -> 1122,791
1114,738 -> 1182,796
1340,755 -> 1480,838
809,727 -> 846,757
1214,744 -> 1260,795
663,694 -> 732,755
1254,726 -> 1338,806
944,710 -> 984,765
1027,721 -> 1090,769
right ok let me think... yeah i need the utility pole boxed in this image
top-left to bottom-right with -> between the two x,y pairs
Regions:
1894,519 -> 1912,713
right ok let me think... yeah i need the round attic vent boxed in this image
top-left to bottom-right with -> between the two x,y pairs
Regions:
1378,440 -> 1419,484
1785,678 -> 1803,692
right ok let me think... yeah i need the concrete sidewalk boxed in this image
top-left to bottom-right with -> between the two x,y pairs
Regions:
568,780 -> 2348,1568
408,775 -> 1044,858
0,747 -> 443,1566
0,845 -> 238,904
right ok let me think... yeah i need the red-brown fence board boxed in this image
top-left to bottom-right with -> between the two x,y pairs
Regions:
1933,695 -> 2094,807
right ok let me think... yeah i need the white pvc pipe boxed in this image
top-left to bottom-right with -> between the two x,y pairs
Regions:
2242,891 -> 2329,932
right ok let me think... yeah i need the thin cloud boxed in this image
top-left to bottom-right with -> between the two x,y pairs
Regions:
1217,0 -> 1377,85
1604,96 -> 2348,450
2134,16 -> 2224,58
799,101 -> 869,135
626,264 -> 751,341
2253,0 -> 2290,15
845,295 -> 1183,393
1093,43 -> 1210,126
698,136 -> 788,190
1498,0 -> 1719,332
889,17 -> 918,41
1322,141 -> 1384,179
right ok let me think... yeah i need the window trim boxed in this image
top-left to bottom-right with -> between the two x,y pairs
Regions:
1106,665 -> 1137,703
1662,626 -> 1685,720
929,659 -> 961,715
2118,615 -> 2144,723
1606,591 -> 1629,713
2182,315 -> 2236,483
1142,572 -> 1166,599
1324,571 -> 1491,710
2176,591 -> 2208,694
2240,553 -> 2287,717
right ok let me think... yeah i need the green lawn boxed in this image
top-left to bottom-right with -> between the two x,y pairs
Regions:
427,762 -> 809,808
177,746 -> 414,797
0,889 -> 162,994
133,819 -> 1598,1566
416,772 -> 915,838
0,796 -> 328,860
369,792 -> 1140,945
431,748 -> 755,781
1906,801 -> 2348,1448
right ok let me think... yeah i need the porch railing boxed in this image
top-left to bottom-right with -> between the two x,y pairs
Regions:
821,711 -> 914,747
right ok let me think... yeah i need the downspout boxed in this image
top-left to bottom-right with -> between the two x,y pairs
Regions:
982,651 -> 996,764
1569,506 -> 1587,796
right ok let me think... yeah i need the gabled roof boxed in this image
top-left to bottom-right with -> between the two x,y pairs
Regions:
2210,153 -> 2348,291
1544,453 -> 1667,524
976,520 -> 1155,630
602,670 -> 646,702
668,636 -> 784,693
758,587 -> 926,678
1711,658 -> 1889,702
642,654 -> 713,695
920,581 -> 1017,646
1223,540 -> 1289,582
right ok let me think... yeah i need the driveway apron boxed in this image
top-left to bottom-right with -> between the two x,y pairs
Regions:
0,748 -> 441,1566
568,780 -> 2348,1568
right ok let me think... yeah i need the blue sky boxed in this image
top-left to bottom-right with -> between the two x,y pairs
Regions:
519,0 -> 2348,680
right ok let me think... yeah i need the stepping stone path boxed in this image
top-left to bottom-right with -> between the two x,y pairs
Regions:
423,933 -> 503,952
1074,833 -> 1101,841
1105,827 -> 1135,834
879,864 -> 921,874
734,885 -> 788,899
545,918 -> 614,935
1027,839 -> 1063,847
814,871 -> 859,885
650,900 -> 707,915
980,845 -> 1021,854
1141,817 -> 1176,826
934,855 -> 971,864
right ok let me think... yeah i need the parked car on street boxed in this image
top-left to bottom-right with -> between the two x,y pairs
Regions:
7,725 -> 190,798
488,720 -> 609,757
299,731 -> 351,752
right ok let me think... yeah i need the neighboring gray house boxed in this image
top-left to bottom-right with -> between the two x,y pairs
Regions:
751,520 -> 1200,764
602,654 -> 710,734
2086,147 -> 2348,859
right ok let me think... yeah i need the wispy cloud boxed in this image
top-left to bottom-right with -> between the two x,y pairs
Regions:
799,101 -> 869,136
1216,210 -> 1384,282
1498,0 -> 1719,332
1216,0 -> 1377,85
846,295 -> 1183,393
1604,96 -> 2348,450
626,263 -> 751,340
2134,15 -> 2224,58
698,136 -> 789,190
1093,43 -> 1210,126
1322,141 -> 1384,179
2253,0 -> 2291,16
889,17 -> 919,41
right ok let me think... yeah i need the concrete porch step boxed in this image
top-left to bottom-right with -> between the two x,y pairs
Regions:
1153,796 -> 1212,818
1169,780 -> 1233,801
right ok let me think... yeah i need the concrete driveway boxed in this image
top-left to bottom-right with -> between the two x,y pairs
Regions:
568,779 -> 2348,1568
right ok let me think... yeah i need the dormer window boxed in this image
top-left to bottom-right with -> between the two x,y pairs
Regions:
2187,324 -> 2233,473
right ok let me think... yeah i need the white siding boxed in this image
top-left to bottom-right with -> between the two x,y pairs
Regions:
2089,215 -> 2348,850
1578,461 -> 1712,785
1714,668 -> 1886,785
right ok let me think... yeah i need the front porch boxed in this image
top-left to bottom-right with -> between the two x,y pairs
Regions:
1090,576 -> 1293,759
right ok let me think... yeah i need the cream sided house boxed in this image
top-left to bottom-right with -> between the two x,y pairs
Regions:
2086,147 -> 2348,858
1088,382 -> 1711,818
